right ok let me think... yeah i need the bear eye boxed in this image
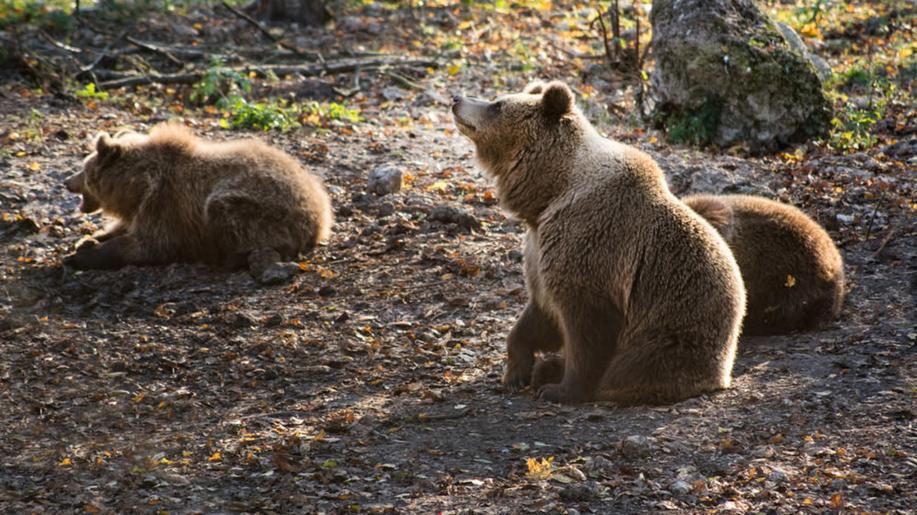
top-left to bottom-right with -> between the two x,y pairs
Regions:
489,101 -> 504,114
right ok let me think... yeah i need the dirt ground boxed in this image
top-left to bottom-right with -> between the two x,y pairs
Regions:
1,2 -> 915,513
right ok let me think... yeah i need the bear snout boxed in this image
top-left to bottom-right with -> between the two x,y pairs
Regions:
65,172 -> 84,193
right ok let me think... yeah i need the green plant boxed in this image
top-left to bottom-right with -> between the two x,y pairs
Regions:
75,82 -> 109,101
303,101 -> 363,124
190,58 -> 252,106
664,98 -> 722,146
219,97 -> 301,132
0,0 -> 72,31
827,99 -> 885,152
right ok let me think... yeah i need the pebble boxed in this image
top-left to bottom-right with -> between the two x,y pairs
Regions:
620,435 -> 655,459
559,481 -> 600,502
259,262 -> 302,285
670,479 -> 693,495
583,455 -> 615,476
767,467 -> 789,484
428,205 -> 481,232
367,165 -> 403,196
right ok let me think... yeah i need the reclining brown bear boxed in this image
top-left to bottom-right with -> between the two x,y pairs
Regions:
452,81 -> 746,405
64,123 -> 332,273
683,194 -> 845,335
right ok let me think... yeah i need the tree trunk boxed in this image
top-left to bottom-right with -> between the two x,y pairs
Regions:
246,0 -> 330,26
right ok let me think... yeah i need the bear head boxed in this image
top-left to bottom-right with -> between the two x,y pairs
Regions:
451,81 -> 579,177
66,130 -> 150,218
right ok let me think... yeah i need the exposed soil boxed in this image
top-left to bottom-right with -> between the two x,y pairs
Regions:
1,2 -> 915,513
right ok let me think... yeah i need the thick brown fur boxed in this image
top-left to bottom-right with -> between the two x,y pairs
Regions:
64,123 -> 332,270
683,194 -> 845,335
452,81 -> 746,405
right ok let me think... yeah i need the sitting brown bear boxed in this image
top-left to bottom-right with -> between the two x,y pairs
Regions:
452,81 -> 746,405
64,123 -> 332,273
683,194 -> 845,335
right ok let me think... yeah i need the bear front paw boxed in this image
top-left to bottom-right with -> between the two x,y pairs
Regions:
531,356 -> 565,389
537,383 -> 584,404
502,359 -> 534,391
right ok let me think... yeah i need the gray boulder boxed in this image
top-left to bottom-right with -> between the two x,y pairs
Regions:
649,0 -> 832,152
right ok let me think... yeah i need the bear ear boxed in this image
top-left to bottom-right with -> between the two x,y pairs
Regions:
524,81 -> 546,95
95,133 -> 122,157
541,81 -> 574,118
93,133 -> 124,167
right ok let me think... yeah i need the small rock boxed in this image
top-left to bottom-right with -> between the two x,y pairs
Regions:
368,165 -> 403,196
428,205 -> 481,232
259,262 -> 302,285
248,247 -> 282,278
382,86 -> 407,101
583,455 -> 615,476
558,481 -> 599,502
835,213 -> 855,224
670,479 -> 693,496
233,311 -> 261,328
767,467 -> 789,484
619,435 -> 654,459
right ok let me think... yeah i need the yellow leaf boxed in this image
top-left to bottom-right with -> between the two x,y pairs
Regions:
829,492 -> 843,509
29,161 -> 40,171
59,457 -> 72,467
799,23 -> 820,38
15,151 -> 26,157
802,497 -> 813,506
785,274 -> 796,288
193,22 -> 203,30
447,63 -> 462,76
426,180 -> 449,193
132,392 -> 145,403
159,457 -> 174,465
525,456 -> 554,480
208,452 -> 221,462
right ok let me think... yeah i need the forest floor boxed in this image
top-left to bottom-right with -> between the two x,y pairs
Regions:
1,1 -> 915,513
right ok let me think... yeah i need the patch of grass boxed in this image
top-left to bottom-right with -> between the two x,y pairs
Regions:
303,101 -> 363,124
217,97 -> 363,132
74,82 -> 109,101
826,83 -> 892,152
219,96 -> 301,132
0,0 -> 73,30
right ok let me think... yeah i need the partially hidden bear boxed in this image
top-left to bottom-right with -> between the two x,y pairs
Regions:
683,194 -> 845,335
451,81 -> 746,405
64,123 -> 332,272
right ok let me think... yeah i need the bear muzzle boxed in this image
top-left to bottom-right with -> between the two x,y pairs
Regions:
451,95 -> 492,137
65,172 -> 101,213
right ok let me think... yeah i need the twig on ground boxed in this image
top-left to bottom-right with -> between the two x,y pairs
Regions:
125,36 -> 184,67
96,57 -> 440,89
863,192 -> 883,241
381,69 -> 424,90
79,29 -> 129,76
871,222 -> 898,258
39,31 -> 82,54
333,66 -> 363,97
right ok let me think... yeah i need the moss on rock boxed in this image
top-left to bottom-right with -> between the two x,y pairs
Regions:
650,0 -> 832,152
